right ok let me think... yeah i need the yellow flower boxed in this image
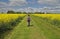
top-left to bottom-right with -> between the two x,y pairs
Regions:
34,14 -> 60,20
0,14 -> 26,23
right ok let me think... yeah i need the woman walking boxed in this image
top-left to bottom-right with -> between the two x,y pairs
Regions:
27,15 -> 30,27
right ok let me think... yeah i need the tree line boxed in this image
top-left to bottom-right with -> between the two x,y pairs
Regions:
7,10 -> 45,14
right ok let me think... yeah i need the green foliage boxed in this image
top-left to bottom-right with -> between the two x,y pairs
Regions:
7,11 -> 15,14
50,19 -> 60,27
38,16 -> 60,28
0,16 -> 25,39
8,15 -> 60,39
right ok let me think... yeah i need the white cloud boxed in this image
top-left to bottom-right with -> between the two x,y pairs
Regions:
37,0 -> 60,13
0,2 -> 8,7
9,0 -> 26,1
38,0 -> 60,6
9,0 -> 27,6
16,7 -> 41,12
0,0 -> 27,12
0,0 -> 60,13
0,0 -> 27,7
40,6 -> 60,13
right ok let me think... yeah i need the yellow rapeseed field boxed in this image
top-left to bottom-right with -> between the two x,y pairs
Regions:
0,14 -> 26,23
34,14 -> 60,20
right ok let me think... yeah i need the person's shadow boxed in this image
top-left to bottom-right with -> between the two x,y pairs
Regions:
30,25 -> 33,26
28,25 -> 33,27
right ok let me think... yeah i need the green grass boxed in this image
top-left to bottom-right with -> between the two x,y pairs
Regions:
0,16 -> 25,39
4,15 -> 60,39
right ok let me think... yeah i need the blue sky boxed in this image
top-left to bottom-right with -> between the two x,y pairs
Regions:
0,0 -> 60,13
